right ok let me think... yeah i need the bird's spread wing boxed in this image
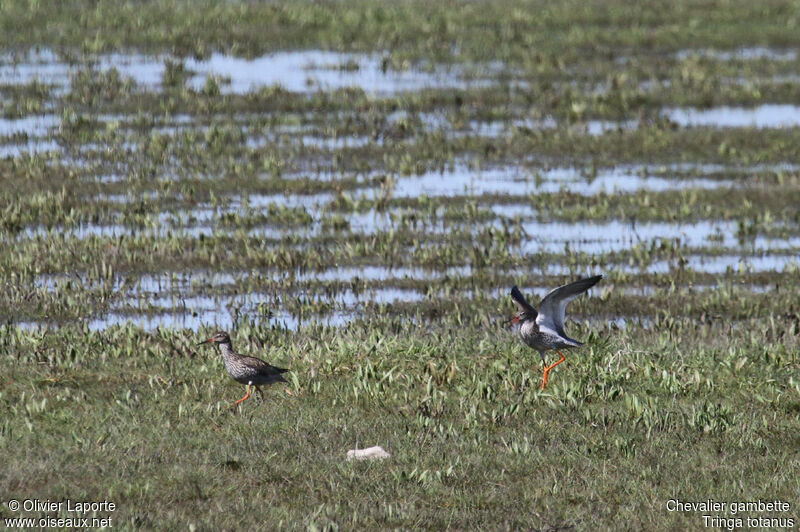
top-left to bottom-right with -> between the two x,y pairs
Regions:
243,356 -> 288,376
510,285 -> 537,318
535,275 -> 602,336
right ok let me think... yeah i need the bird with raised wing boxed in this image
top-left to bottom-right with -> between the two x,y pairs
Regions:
197,331 -> 289,407
509,275 -> 602,389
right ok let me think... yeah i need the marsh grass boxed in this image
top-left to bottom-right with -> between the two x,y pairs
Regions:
2,0 -> 800,528
1,319 -> 799,528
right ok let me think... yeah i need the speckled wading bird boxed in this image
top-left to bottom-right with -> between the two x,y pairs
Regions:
510,275 -> 602,390
197,331 -> 289,407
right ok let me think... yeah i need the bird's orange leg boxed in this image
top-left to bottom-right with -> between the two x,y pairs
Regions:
255,386 -> 265,400
541,351 -> 566,390
232,385 -> 252,407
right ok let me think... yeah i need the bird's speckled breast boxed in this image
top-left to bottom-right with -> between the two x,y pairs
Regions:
518,320 -> 575,353
218,343 -> 251,381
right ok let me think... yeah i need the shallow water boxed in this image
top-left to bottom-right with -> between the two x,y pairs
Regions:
185,51 -> 479,94
0,138 -> 60,157
5,47 -> 800,331
674,47 -> 798,62
521,219 -> 739,254
22,185 -> 799,260
664,105 -> 800,128
0,49 -> 484,95
391,163 -> 734,199
0,113 -> 60,137
81,309 -> 355,332
84,286 -> 422,332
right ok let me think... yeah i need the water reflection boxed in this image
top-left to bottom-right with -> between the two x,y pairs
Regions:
664,105 -> 800,128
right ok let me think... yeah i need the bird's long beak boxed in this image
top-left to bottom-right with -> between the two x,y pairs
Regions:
196,338 -> 213,346
504,315 -> 521,327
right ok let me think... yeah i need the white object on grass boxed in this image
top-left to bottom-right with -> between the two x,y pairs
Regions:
346,446 -> 391,461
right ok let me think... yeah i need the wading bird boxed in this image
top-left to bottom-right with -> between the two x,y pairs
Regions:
509,275 -> 602,390
197,331 -> 289,407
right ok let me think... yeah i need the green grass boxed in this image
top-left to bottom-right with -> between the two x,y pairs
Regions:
2,319 -> 799,528
2,0 -> 800,61
2,0 -> 800,528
